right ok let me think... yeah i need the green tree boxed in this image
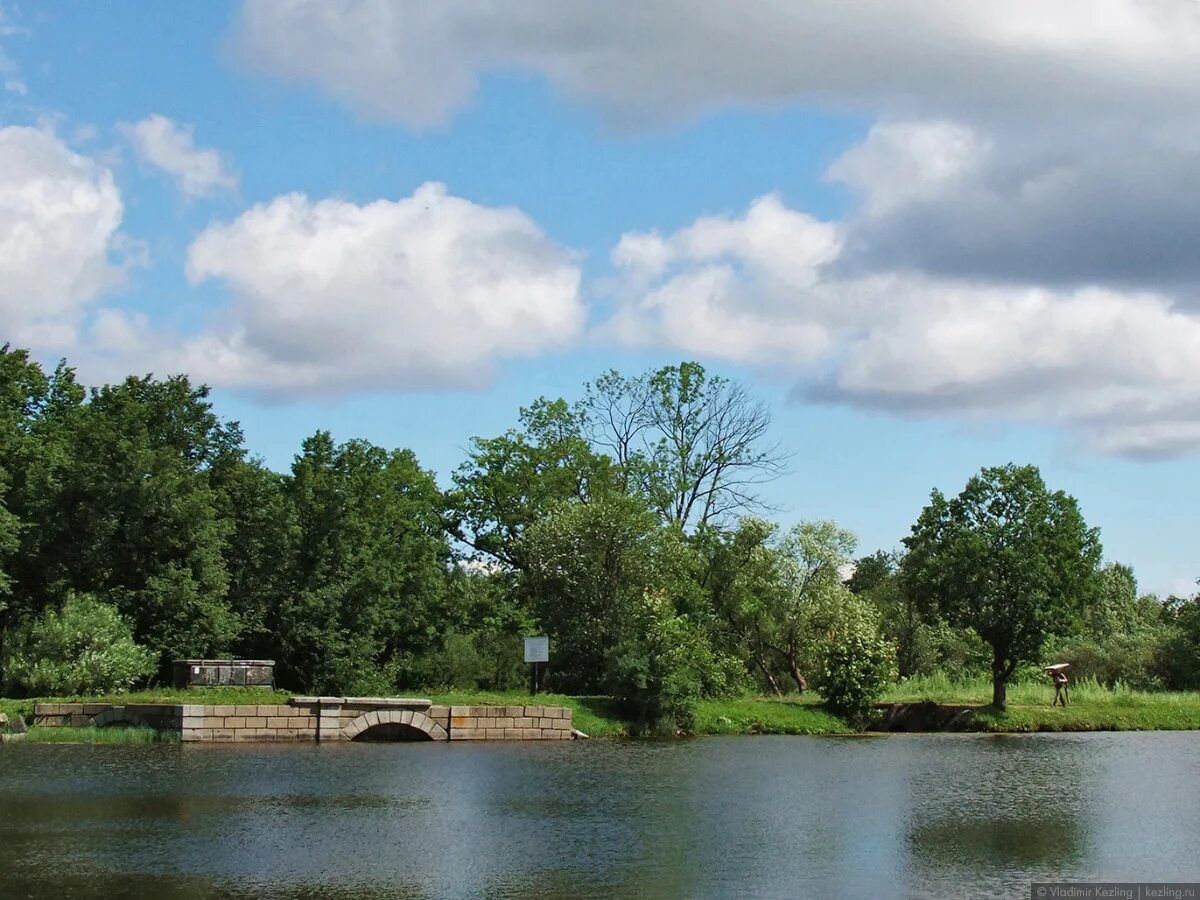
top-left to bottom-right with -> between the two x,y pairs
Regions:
901,464 -> 1103,710
772,520 -> 860,692
42,375 -> 242,668
519,492 -> 740,724
699,517 -> 791,697
450,398 -> 612,569
0,347 -> 84,660
2,593 -> 155,696
274,433 -> 451,694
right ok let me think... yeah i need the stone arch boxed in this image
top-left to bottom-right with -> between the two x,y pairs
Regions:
340,709 -> 447,742
91,707 -> 142,728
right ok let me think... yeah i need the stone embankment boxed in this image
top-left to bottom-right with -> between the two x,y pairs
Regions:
33,698 -> 575,743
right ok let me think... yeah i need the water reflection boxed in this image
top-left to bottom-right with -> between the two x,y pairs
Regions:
2,734 -> 1199,898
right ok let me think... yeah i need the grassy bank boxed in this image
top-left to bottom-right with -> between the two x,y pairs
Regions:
6,680 -> 1200,740
883,673 -> 1200,732
427,690 -> 851,736
24,725 -> 179,744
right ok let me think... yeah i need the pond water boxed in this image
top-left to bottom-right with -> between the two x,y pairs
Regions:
2,733 -> 1199,898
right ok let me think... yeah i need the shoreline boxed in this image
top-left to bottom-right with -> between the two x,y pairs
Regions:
7,686 -> 1200,743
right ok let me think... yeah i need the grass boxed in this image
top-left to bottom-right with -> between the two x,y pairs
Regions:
426,689 -> 852,736
882,672 -> 1200,732
426,691 -> 630,737
694,696 -> 850,735
23,725 -> 179,744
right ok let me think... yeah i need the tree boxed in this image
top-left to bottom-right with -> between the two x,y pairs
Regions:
901,464 -> 1103,710
521,493 -> 738,726
699,517 -> 791,697
449,398 -> 612,569
815,610 -> 895,724
273,433 -> 451,694
773,520 -> 860,692
41,375 -> 242,668
581,362 -> 788,530
519,493 -> 688,692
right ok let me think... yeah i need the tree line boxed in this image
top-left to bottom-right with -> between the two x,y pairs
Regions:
1,345 -> 1197,728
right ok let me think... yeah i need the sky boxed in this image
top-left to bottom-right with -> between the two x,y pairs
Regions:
2,0 -> 1199,596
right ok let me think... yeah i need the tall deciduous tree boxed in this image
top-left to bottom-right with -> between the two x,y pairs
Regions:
902,464 -> 1102,710
449,398 -> 612,569
275,433 -> 451,694
581,362 -> 788,530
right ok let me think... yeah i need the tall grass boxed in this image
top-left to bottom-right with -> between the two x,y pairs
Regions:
24,726 -> 179,744
883,672 -> 1193,707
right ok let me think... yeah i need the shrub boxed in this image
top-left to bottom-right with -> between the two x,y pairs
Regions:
2,594 -> 156,696
816,621 -> 896,724
607,592 -> 743,734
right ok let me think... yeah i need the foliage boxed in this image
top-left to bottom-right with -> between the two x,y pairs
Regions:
1159,593 -> 1200,689
607,590 -> 743,733
2,594 -> 155,697
520,494 -> 689,691
901,464 -> 1103,709
815,614 -> 896,723
25,725 -> 178,744
449,398 -> 612,569
270,432 -> 452,695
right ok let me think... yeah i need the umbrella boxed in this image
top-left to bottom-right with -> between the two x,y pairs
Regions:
1044,663 -> 1070,672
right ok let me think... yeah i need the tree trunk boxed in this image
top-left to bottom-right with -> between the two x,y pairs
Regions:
991,672 -> 1007,711
788,656 -> 808,693
991,652 -> 1011,711
757,658 -> 784,699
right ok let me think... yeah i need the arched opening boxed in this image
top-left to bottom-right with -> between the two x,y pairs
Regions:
340,709 -> 448,742
352,722 -> 434,742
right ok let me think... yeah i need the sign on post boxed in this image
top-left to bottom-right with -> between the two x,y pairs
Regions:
524,636 -> 549,663
524,636 -> 549,694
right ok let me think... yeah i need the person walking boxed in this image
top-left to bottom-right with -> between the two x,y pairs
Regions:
1052,668 -> 1069,707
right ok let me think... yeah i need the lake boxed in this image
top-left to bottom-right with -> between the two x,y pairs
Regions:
2,733 -> 1199,898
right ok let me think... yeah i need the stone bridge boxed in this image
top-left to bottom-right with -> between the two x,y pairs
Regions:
34,698 -> 575,743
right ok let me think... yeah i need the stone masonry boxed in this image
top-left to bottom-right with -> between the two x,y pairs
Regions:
33,698 -> 574,743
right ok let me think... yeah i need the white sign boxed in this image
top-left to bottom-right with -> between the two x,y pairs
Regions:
524,636 -> 549,664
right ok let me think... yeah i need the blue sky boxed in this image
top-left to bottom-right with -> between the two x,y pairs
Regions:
3,1 -> 1199,596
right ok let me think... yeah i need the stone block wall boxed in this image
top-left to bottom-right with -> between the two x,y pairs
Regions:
34,703 -> 182,730
32,700 -> 575,742
448,705 -> 574,740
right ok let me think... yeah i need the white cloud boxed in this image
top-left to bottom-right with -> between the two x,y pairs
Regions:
0,126 -> 124,348
120,114 -> 237,197
610,193 -> 1200,458
157,182 -> 584,395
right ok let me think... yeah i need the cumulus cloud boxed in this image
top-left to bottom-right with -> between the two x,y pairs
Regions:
120,114 -> 237,197
228,1 -> 1200,293
0,125 -> 125,348
161,182 -> 583,395
610,194 -> 1200,458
